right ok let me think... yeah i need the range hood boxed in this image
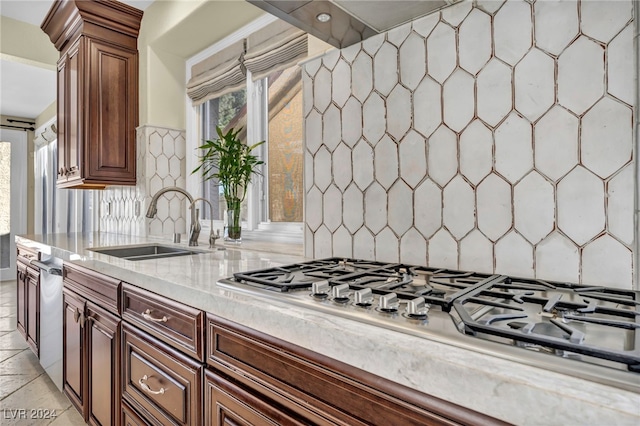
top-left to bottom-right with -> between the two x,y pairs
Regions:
248,0 -> 461,48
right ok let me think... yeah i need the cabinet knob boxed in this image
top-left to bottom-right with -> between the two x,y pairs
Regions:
138,375 -> 165,395
73,307 -> 84,324
141,309 -> 168,323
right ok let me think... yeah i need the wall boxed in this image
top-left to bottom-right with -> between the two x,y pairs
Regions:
0,16 -> 58,66
302,0 -> 637,289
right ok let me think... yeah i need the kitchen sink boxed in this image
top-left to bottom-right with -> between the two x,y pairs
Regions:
89,244 -> 206,261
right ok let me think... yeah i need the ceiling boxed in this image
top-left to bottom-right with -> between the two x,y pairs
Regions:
0,0 -> 153,120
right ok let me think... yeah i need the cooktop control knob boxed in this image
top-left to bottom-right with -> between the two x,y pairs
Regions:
331,284 -> 350,303
311,280 -> 330,298
405,297 -> 428,318
378,293 -> 399,312
354,288 -> 373,306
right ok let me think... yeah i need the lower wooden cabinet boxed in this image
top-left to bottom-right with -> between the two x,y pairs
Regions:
16,262 -> 28,339
63,288 -> 86,418
16,259 -> 40,357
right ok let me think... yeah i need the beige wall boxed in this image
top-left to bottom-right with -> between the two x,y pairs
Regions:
0,16 -> 58,67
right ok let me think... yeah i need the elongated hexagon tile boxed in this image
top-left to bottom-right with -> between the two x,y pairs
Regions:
494,0 -> 532,66
583,235 -> 633,288
533,0 -> 578,56
352,139 -> 374,190
558,36 -> 604,115
374,42 -> 399,96
305,226 -> 314,258
305,109 -> 322,154
342,97 -> 363,148
332,226 -> 352,258
458,8 -> 492,75
441,0 -> 472,27
581,0 -> 633,44
607,25 -> 634,106
364,182 -> 388,234
477,174 -> 512,242
415,178 -> 442,239
495,112 -> 533,184
412,11 -> 439,38
322,48 -> 340,70
156,155 -> 169,177
514,171 -> 554,245
459,229 -> 494,274
362,32 -> 385,56
476,0 -> 505,15
304,150 -> 313,192
387,22 -> 411,47
399,32 -> 426,90
495,231 -> 533,277
162,135 -> 175,157
332,59 -> 351,108
428,228 -> 458,269
413,76 -> 442,138
313,66 -> 331,112
168,197 -> 182,220
443,175 -> 475,240
514,48 -> 555,122
363,92 -> 386,144
149,132 -> 162,157
354,227 -> 375,259
607,165 -> 634,245
534,106 -> 578,182
460,120 -> 493,186
427,125 -> 458,187
323,185 -> 342,233
581,97 -> 632,179
314,225 -> 332,258
314,147 -> 332,192
427,22 -> 456,84
322,104 -> 341,152
374,135 -> 399,189
351,52 -> 373,103
341,43 -> 361,63
343,184 -> 364,233
477,59 -> 512,127
376,227 -> 400,262
169,156 -> 181,179
535,232 -> 579,283
306,186 -> 323,231
386,85 -> 412,140
443,69 -> 475,132
557,166 -> 605,246
399,130 -> 427,188
305,57 -> 321,77
400,228 -> 427,265
332,143 -> 352,191
388,180 -> 413,236
302,70 -> 313,117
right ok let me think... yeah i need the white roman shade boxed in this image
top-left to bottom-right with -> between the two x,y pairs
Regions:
243,20 -> 308,81
187,39 -> 246,106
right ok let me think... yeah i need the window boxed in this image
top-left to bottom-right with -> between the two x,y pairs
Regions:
197,63 -> 303,228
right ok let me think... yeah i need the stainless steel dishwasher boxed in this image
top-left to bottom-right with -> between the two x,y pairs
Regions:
30,255 -> 63,391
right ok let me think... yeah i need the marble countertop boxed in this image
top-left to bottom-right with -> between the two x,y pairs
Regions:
16,233 -> 640,425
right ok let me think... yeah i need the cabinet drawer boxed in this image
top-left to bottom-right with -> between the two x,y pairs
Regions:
122,400 -> 150,426
122,284 -> 204,361
63,263 -> 120,315
17,243 -> 40,264
122,323 -> 202,426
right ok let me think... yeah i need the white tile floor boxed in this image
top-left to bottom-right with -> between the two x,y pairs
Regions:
0,280 -> 85,425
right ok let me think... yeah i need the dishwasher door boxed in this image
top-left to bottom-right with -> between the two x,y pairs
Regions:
32,256 -> 63,391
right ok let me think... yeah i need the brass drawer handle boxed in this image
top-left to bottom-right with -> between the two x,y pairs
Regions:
141,309 -> 168,323
138,375 -> 165,395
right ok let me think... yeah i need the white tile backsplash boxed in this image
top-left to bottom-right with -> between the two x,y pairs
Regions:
303,0 -> 637,288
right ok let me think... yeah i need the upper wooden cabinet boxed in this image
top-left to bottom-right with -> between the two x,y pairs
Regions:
41,0 -> 143,189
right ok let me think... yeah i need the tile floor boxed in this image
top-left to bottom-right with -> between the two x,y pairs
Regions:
0,280 -> 85,425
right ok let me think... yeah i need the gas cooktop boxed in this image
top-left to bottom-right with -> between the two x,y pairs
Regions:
218,258 -> 640,391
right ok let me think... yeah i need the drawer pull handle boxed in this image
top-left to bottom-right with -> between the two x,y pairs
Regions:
138,375 -> 165,395
142,309 -> 168,323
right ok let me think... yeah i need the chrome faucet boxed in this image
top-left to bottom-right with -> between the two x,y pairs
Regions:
145,186 -> 200,247
188,198 -> 220,248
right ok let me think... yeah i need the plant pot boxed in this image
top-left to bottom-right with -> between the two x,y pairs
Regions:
225,199 -> 242,242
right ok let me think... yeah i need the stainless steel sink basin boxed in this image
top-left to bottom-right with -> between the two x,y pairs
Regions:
89,244 -> 205,261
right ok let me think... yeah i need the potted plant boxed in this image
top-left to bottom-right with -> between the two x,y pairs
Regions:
193,126 -> 264,241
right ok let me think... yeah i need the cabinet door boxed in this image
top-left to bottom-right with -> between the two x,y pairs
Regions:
26,268 -> 40,357
65,37 -> 83,183
16,262 -> 27,338
56,55 -> 67,184
85,37 -> 136,184
205,370 -> 307,426
86,301 -> 121,426
63,288 -> 87,420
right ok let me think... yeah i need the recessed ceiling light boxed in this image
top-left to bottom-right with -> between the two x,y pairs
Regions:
316,12 -> 331,23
